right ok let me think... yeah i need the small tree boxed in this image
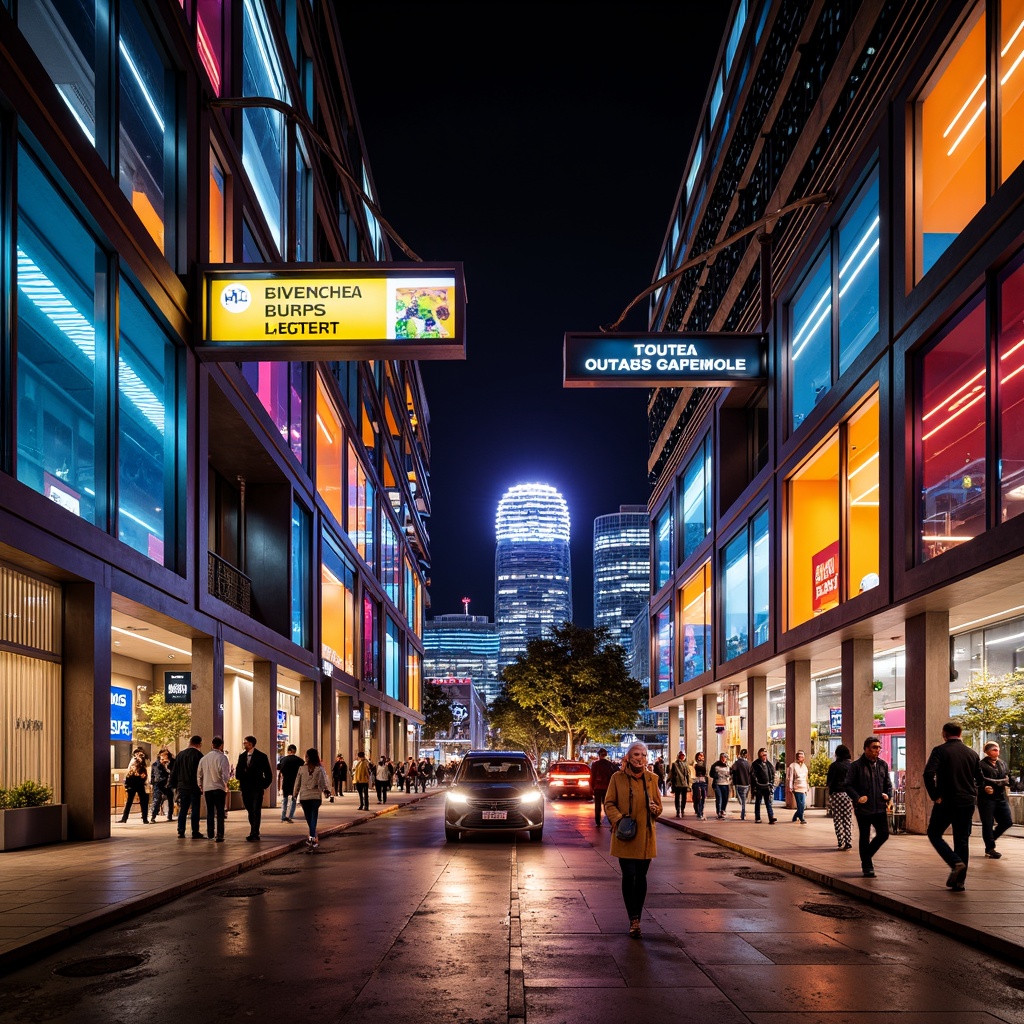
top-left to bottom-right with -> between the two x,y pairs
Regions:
132,693 -> 192,749
957,670 -> 1024,771
422,682 -> 456,740
807,748 -> 832,788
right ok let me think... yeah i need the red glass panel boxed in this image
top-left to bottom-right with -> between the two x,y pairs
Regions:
999,260 -> 1024,520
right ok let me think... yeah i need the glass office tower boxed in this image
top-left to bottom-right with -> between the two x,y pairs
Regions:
494,483 -> 572,671
423,614 -> 501,706
593,505 -> 650,655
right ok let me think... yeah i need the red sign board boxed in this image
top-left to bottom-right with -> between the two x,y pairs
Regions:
812,541 -> 840,612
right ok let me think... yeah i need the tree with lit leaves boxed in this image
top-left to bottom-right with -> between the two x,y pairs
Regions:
421,681 -> 456,740
487,688 -> 562,763
500,622 -> 646,759
132,693 -> 192,749
957,671 -> 1024,775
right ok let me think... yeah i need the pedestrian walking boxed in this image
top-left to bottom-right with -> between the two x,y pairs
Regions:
197,736 -> 231,841
149,748 -> 174,822
923,721 -> 980,891
293,748 -> 332,850
332,754 -> 348,798
277,744 -> 304,822
710,752 -> 732,818
353,750 -> 371,810
826,744 -> 854,850
846,735 -> 893,878
669,750 -> 692,818
978,741 -> 1013,859
653,756 -> 667,796
787,750 -> 809,823
170,735 -> 204,839
405,758 -> 419,794
119,748 -> 150,823
730,749 -> 752,820
375,757 -> 391,803
750,748 -> 777,823
589,748 -> 617,826
690,752 -> 708,820
604,741 -> 662,939
235,735 -> 274,842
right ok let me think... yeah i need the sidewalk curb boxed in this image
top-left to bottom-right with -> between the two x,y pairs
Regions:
659,816 -> 1023,964
0,792 -> 439,974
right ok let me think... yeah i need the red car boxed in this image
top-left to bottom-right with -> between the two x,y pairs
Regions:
546,760 -> 592,799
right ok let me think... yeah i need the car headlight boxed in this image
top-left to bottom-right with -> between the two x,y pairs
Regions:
519,789 -> 543,805
446,790 -> 469,805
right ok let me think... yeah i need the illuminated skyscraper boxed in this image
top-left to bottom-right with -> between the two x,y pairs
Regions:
494,483 -> 572,671
422,612 -> 501,706
593,505 -> 650,654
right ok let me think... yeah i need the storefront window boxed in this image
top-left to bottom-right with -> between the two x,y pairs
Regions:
681,435 -> 711,561
241,362 -> 305,465
788,436 -> 840,627
242,0 -> 288,250
296,145 -> 312,261
117,278 -> 178,565
16,149 -> 105,527
919,298 -> 987,560
846,396 -> 881,596
196,0 -> 225,95
407,649 -> 421,714
999,255 -> 1024,521
381,514 -> 399,605
347,442 -> 375,566
209,151 -> 227,262
322,535 -> 355,674
654,502 -> 672,590
723,529 -> 750,661
752,506 -> 769,646
790,249 -> 831,430
363,593 -> 380,688
1001,0 -> 1024,180
316,375 -> 344,524
655,604 -> 672,694
838,170 -> 880,374
681,563 -> 710,681
385,615 -> 400,699
291,499 -> 310,648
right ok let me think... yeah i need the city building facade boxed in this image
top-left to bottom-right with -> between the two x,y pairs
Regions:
420,680 -> 489,766
422,613 -> 501,706
646,0 -> 1024,831
0,0 -> 431,843
494,483 -> 572,672
593,505 -> 650,654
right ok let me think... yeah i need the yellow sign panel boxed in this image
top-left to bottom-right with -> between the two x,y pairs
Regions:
200,264 -> 465,361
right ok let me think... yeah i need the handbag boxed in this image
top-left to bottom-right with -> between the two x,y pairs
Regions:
615,779 -> 638,840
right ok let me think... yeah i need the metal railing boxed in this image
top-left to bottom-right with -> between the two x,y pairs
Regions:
207,552 -> 251,615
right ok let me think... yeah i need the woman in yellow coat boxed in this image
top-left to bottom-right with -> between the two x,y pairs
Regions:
604,741 -> 663,938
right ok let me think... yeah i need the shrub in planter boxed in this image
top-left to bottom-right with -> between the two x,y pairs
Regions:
0,780 -> 54,808
807,749 -> 832,789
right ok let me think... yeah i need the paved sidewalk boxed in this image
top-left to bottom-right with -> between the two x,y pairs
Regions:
1,792 -> 1021,973
0,788 -> 437,972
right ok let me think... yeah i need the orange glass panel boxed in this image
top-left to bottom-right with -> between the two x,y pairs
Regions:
1001,0 -> 1024,180
845,393 -> 880,599
316,376 -> 343,524
132,190 -> 164,251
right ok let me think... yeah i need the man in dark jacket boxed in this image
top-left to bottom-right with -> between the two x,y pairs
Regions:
977,741 -> 1012,859
730,749 -> 752,820
923,721 -> 979,890
589,749 -> 617,827
236,735 -> 274,841
750,748 -> 777,824
845,735 -> 892,878
169,735 -> 204,839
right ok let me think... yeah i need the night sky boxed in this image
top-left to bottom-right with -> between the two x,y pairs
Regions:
336,4 -> 731,624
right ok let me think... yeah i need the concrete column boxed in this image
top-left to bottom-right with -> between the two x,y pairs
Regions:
253,660 -> 278,808
298,673 -> 315,755
667,704 -> 681,757
905,611 -> 950,834
702,691 -> 718,759
63,582 -> 111,841
320,679 -> 335,768
785,660 -> 812,807
191,636 -> 224,745
841,638 -> 875,754
683,698 -> 698,759
746,676 -> 768,758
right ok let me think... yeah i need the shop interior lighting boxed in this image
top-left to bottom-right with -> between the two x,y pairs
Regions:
56,86 -> 96,145
110,624 -> 252,676
119,39 -> 165,132
958,604 -> 1024,630
847,450 -> 880,480
837,216 -> 880,296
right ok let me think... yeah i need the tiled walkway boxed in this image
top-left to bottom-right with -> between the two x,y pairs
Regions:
1,792 -> 1021,971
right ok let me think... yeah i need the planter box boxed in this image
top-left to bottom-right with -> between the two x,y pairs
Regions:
228,791 -> 245,811
808,787 -> 828,809
0,805 -> 68,851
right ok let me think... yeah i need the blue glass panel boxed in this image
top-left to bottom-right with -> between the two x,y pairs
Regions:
751,507 -> 769,648
790,249 -> 832,430
838,170 -> 879,374
292,500 -> 310,647
654,504 -> 672,589
656,605 -> 673,694
722,530 -> 749,661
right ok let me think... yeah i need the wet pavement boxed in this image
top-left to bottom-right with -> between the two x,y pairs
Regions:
0,790 -> 1021,977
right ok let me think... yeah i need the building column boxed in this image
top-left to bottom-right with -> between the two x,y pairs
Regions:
746,676 -> 768,758
191,636 -> 224,746
905,611 -> 950,834
253,660 -> 278,808
841,638 -> 874,754
785,660 -> 812,807
683,698 -> 698,759
298,673 -> 316,757
320,678 -> 335,769
702,691 -> 718,759
667,704 -> 681,757
64,582 -> 111,841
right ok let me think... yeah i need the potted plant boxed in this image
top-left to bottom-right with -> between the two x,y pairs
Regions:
807,748 -> 832,809
0,781 -> 67,851
227,776 -> 245,811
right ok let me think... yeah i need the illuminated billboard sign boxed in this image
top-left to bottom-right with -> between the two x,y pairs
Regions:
563,332 -> 766,388
200,263 -> 466,361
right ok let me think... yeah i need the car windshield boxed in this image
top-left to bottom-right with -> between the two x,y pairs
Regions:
459,758 -> 530,782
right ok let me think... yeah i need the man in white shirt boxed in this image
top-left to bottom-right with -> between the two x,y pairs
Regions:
197,736 -> 232,842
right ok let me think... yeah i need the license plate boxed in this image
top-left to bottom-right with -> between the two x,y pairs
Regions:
482,810 -> 507,820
